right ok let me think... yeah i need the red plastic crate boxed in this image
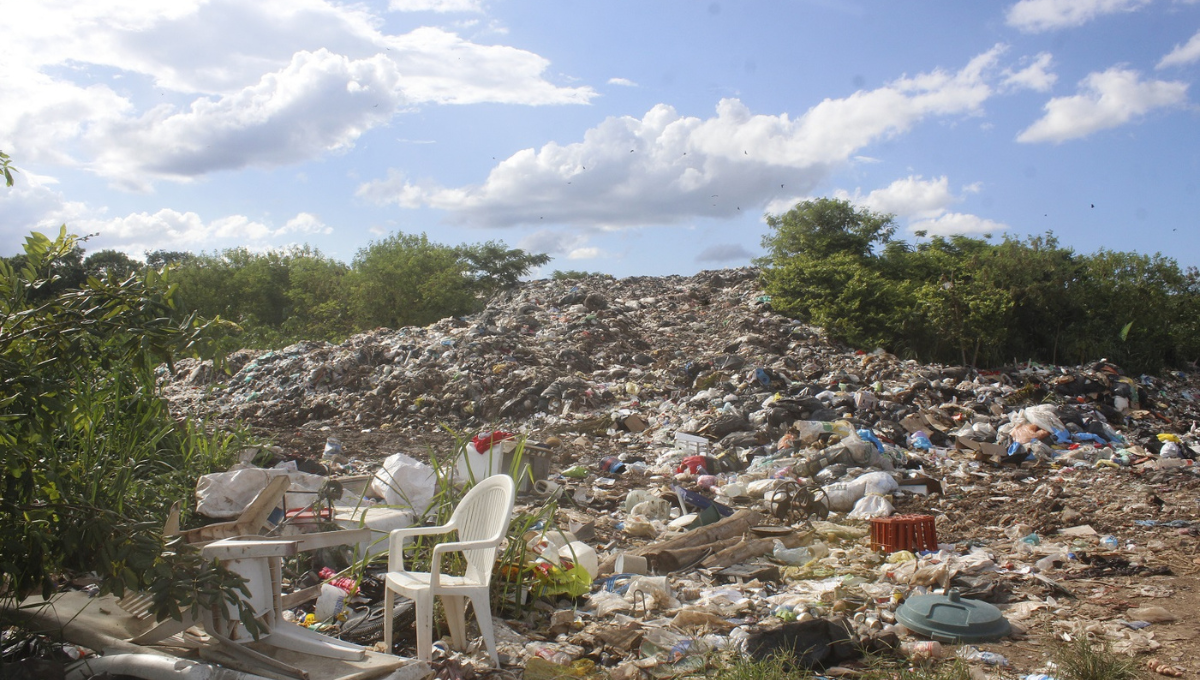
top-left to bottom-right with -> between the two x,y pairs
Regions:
870,514 -> 938,553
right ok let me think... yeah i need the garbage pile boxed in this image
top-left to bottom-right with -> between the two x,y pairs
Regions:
151,269 -> 1200,677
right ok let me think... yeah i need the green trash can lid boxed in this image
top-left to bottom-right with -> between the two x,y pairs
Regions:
895,590 -> 1011,643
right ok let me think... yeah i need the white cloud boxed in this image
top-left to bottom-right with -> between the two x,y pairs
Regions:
1017,68 -> 1188,143
844,175 -> 958,220
696,244 -> 754,263
389,0 -> 484,12
608,77 -> 638,87
518,229 -> 593,256
909,213 -> 1008,236
88,50 -> 405,186
360,46 -> 1012,228
0,0 -> 594,186
0,171 -> 324,255
1002,53 -> 1057,92
0,173 -> 92,251
1158,30 -> 1200,69
1006,0 -> 1152,33
280,212 -> 332,235
567,247 -> 603,260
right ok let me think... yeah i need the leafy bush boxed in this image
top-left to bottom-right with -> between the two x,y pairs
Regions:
0,228 -> 255,623
760,198 -> 1200,373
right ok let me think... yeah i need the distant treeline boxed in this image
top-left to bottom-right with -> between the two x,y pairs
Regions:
5,232 -> 550,349
759,198 -> 1200,374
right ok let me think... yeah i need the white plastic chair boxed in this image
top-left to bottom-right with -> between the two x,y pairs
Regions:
383,474 -> 516,666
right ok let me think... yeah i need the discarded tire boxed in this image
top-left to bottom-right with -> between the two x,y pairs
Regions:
339,598 -> 416,643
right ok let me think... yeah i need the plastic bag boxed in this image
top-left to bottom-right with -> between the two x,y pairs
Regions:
370,452 -> 437,514
848,493 -> 894,519
195,467 -> 324,519
822,480 -> 866,512
856,471 -> 899,495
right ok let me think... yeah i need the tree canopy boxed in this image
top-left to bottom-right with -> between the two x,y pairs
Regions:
759,198 -> 1200,373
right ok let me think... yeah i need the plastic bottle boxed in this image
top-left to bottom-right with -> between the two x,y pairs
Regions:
956,646 -> 1009,667
1100,535 -> 1119,550
314,583 -> 347,620
900,640 -> 944,660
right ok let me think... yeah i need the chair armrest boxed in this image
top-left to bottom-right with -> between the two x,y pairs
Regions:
201,537 -> 299,561
387,521 -> 458,572
429,538 -> 502,588
292,528 -> 372,553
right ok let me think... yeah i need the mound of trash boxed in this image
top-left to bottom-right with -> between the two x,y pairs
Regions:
142,267 -> 1200,678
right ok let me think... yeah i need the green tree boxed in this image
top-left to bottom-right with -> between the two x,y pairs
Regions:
84,249 -> 140,280
759,197 -> 896,262
347,233 -> 478,329
456,240 -> 551,291
0,227 -> 253,625
759,199 -> 908,351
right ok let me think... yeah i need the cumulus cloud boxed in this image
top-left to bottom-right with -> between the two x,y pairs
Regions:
280,212 -> 332,235
832,175 -> 1008,237
0,171 -> 327,254
909,213 -> 1007,236
1006,0 -> 1152,33
1001,53 -> 1057,92
89,50 -> 405,185
845,175 -> 958,220
567,247 -> 603,260
696,244 -> 755,263
0,173 -> 92,251
1,0 -> 594,186
1017,68 -> 1188,143
608,77 -> 638,87
1158,30 -> 1200,69
360,46 -> 1012,228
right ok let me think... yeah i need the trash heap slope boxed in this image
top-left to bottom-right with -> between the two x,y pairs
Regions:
162,267 -> 1200,454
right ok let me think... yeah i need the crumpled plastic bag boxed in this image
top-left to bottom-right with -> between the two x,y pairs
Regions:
195,466 -> 325,519
822,471 -> 897,512
370,452 -> 437,514
848,493 -> 894,519
625,575 -> 680,611
1015,405 -> 1071,444
588,590 -> 633,617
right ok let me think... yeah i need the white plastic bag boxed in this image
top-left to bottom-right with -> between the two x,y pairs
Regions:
194,467 -> 324,519
370,452 -> 437,514
848,493 -> 894,519
822,480 -> 866,512
857,471 -> 899,495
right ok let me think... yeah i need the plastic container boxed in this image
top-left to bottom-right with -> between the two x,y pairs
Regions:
314,583 -> 347,620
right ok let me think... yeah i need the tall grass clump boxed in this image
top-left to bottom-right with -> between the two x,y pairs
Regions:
1052,636 -> 1141,680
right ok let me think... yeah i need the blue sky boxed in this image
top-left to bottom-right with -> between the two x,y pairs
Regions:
2,0 -> 1198,277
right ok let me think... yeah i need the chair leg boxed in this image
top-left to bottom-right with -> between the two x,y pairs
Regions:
441,595 -> 467,652
414,591 -> 433,662
383,588 -> 395,655
468,593 -> 499,668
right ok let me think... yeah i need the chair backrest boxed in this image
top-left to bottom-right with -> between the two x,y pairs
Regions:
450,474 -> 516,585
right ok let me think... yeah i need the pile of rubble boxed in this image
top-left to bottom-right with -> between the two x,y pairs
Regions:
151,269 -> 1200,678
